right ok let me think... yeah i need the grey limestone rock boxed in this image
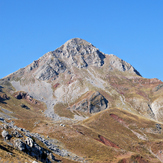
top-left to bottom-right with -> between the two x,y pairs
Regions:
108,54 -> 141,76
26,137 -> 34,147
12,130 -> 22,138
156,123 -> 162,133
32,161 -> 38,163
0,119 -> 83,162
154,84 -> 163,92
57,38 -> 105,68
71,91 -> 108,114
29,60 -> 39,71
3,124 -> 9,129
49,153 -> 56,161
2,38 -> 141,83
13,38 -> 140,83
89,92 -> 108,113
76,99 -> 88,112
26,38 -> 106,81
2,130 -> 9,139
14,139 -> 26,151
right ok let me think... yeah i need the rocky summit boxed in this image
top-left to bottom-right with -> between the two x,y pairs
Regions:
0,38 -> 163,162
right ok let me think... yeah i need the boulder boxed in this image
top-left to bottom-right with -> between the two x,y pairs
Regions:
32,161 -> 38,163
3,124 -> 9,129
26,137 -> 34,147
20,104 -> 30,110
12,130 -> 22,138
2,130 -> 9,140
14,139 -> 26,151
49,153 -> 55,161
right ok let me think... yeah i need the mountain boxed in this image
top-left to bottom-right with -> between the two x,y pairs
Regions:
0,38 -> 163,162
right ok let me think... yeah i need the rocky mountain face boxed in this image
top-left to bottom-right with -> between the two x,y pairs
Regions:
68,91 -> 108,114
1,38 -> 163,162
8,38 -> 140,80
3,38 -> 143,119
28,38 -> 105,80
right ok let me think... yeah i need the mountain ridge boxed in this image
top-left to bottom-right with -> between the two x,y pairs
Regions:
3,38 -> 141,82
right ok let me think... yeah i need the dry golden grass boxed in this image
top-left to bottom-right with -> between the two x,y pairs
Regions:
1,72 -> 163,162
0,139 -> 41,163
31,107 -> 160,162
54,103 -> 74,118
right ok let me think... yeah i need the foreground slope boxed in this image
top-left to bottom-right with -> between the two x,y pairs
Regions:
34,107 -> 163,162
1,86 -> 163,162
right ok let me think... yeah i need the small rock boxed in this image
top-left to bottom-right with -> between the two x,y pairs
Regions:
0,117 -> 4,122
8,152 -> 13,155
12,130 -> 22,138
3,124 -> 9,129
60,123 -> 65,127
14,139 -> 26,151
26,137 -> 34,147
2,130 -> 9,139
156,123 -> 162,130
20,104 -> 30,110
49,153 -> 55,161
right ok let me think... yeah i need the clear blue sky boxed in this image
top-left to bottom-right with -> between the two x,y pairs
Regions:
1,0 -> 163,81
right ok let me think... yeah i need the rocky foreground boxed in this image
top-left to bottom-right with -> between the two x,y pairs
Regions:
0,115 -> 86,163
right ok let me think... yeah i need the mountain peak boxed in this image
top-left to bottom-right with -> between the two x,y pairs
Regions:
51,38 -> 105,69
60,38 -> 97,56
63,38 -> 93,48
4,38 -> 141,82
65,37 -> 89,43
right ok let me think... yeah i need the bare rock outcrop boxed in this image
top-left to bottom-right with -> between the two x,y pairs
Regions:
89,92 -> 108,113
0,119 -> 81,162
0,92 -> 9,103
70,92 -> 108,114
26,137 -> 34,147
34,57 -> 66,81
127,97 -> 155,120
0,93 -> 8,100
12,130 -> 22,138
2,130 -> 10,140
4,38 -> 141,83
26,38 -> 106,81
151,97 -> 163,121
108,54 -> 141,76
14,91 -> 37,104
14,137 -> 55,162
60,38 -> 105,68
14,139 -> 26,151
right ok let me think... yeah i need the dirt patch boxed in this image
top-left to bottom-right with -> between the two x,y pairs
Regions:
97,135 -> 120,149
110,114 -> 128,127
